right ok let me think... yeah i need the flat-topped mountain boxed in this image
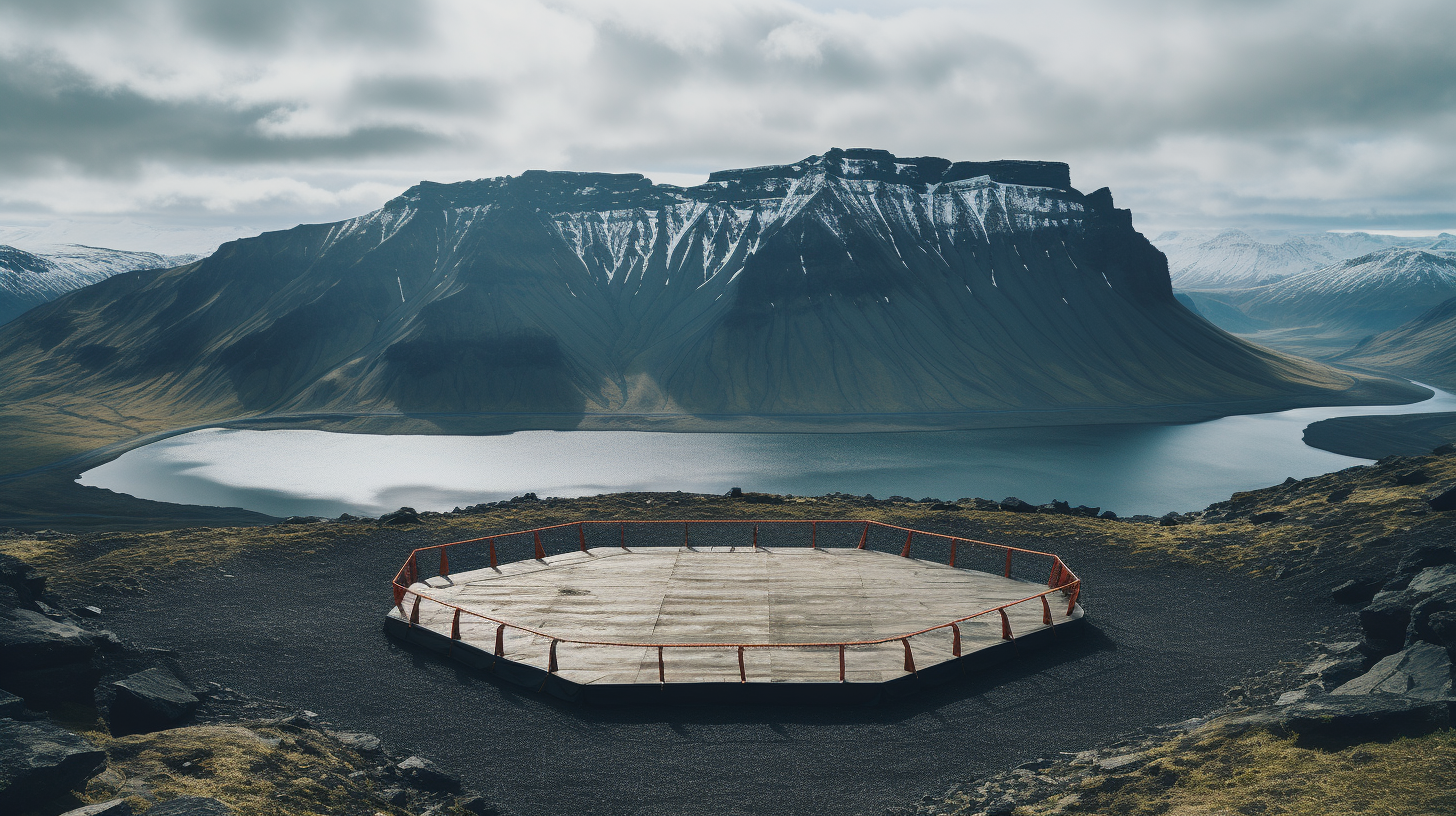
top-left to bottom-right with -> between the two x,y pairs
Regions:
0,149 -> 1416,463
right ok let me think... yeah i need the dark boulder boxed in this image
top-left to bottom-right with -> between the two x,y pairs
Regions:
147,797 -> 233,815
1073,505 -> 1100,517
332,731 -> 382,756
397,755 -> 460,792
1281,694 -> 1448,744
107,667 -> 199,736
0,554 -> 45,607
1431,485 -> 1456,513
1157,512 -> 1180,527
1331,578 -> 1383,605
1332,642 -> 1454,701
1099,510 -> 1118,520
999,497 -> 1035,513
1250,511 -> 1287,524
0,718 -> 107,811
727,487 -> 743,497
59,799 -> 133,816
1434,443 -> 1456,455
930,503 -> 960,511
1360,591 -> 1417,655
0,610 -> 99,705
1398,547 -> 1456,576
458,795 -> 508,816
1395,469 -> 1429,486
1327,487 -> 1354,503
380,507 -> 421,525
1038,500 -> 1072,515
0,688 -> 23,718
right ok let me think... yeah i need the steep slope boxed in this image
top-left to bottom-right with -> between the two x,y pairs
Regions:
0,149 -> 1415,469
0,244 -> 199,325
1339,294 -> 1456,389
1238,248 -> 1456,339
1159,230 -> 1434,290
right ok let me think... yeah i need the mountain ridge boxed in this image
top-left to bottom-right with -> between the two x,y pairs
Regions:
0,149 -> 1423,470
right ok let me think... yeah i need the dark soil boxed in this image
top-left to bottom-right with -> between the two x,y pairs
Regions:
91,517 -> 1354,816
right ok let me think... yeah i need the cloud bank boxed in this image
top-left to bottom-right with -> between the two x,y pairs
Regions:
1,0 -> 1454,251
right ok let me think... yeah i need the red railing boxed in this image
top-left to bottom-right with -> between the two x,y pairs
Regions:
389,519 -> 1082,683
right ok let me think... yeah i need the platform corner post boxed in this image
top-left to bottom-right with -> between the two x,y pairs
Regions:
1004,548 -> 1013,578
950,539 -> 958,567
657,646 -> 666,684
902,639 -> 916,674
494,624 -> 505,657
1066,583 -> 1081,616
408,593 -> 420,625
900,531 -> 913,558
439,546 -> 450,577
738,646 -> 746,683
951,623 -> 961,657
999,608 -> 1013,640
450,608 -> 461,640
838,644 -> 846,682
579,523 -> 587,552
858,522 -> 868,549
810,521 -> 816,548
548,639 -> 559,674
489,537 -> 498,569
620,521 -> 626,549
534,531 -> 545,560
1041,595 -> 1053,625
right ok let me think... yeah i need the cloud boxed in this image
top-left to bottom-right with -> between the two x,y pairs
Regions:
0,0 -> 1453,244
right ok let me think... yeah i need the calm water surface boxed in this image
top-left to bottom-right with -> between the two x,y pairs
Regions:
79,385 -> 1456,518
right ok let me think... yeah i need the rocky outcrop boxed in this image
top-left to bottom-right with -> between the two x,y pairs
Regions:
0,717 -> 107,812
106,668 -> 199,736
0,609 -> 100,706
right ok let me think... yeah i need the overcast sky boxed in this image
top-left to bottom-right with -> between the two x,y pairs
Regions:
2,0 -> 1454,253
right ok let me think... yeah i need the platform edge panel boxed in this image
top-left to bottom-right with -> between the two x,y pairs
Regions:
382,610 -> 1088,704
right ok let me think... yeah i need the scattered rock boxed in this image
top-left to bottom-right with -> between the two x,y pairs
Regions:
333,731 -> 382,756
0,609 -> 100,705
1096,753 -> 1145,772
727,487 -> 742,497
380,507 -> 421,525
74,606 -> 103,619
0,718 -> 107,811
930,503 -> 961,511
0,554 -> 45,606
1331,578 -> 1383,605
1327,487 -> 1354,503
1072,505 -> 1101,517
1430,485 -> 1456,512
1360,591 -> 1418,655
1395,469 -> 1429,486
999,497 -> 1035,513
1299,649 -> 1366,689
1157,512 -> 1179,527
1098,510 -> 1118,520
457,795 -> 507,816
397,755 -> 460,792
0,687 -> 23,717
1433,443 -> 1456,455
59,798 -> 134,816
379,788 -> 409,807
107,667 -> 200,736
1332,642 -> 1454,701
146,797 -> 233,815
1250,511 -> 1287,524
1229,694 -> 1449,744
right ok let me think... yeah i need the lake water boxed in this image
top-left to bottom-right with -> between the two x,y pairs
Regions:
78,385 -> 1456,519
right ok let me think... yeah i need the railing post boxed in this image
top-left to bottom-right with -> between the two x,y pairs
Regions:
810,521 -> 817,548
620,521 -> 626,549
902,639 -> 916,674
439,546 -> 450,577
1066,583 -> 1080,616
548,640 -> 559,674
450,608 -> 461,640
999,608 -> 1013,640
494,624 -> 505,657
1041,595 -> 1053,625
1049,560 -> 1062,588
858,523 -> 868,549
838,645 -> 846,682
900,531 -> 914,558
1004,549 -> 1013,578
753,524 -> 758,549
579,523 -> 587,552
951,623 -> 961,656
738,646 -> 746,683
950,539 -> 958,568
393,582 -> 405,611
684,522 -> 689,547
534,531 -> 545,560
409,593 -> 420,625
489,537 -> 498,569
406,553 -> 419,586
657,646 -> 666,684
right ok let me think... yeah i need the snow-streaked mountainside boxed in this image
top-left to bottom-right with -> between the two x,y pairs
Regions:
0,148 -> 1396,430
1341,295 -> 1456,390
0,244 -> 199,324
1156,229 -> 1439,290
1239,248 -> 1456,336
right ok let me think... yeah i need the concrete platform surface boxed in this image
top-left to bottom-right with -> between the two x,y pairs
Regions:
387,546 -> 1082,686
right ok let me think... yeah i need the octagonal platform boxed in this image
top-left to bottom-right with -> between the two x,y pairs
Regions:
385,522 -> 1085,703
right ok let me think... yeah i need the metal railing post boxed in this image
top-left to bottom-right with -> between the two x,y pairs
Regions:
579,523 -> 587,552
900,531 -> 914,558
738,646 -> 746,683
999,608 -> 1013,640
857,522 -> 868,549
489,537 -> 498,569
951,623 -> 961,656
439,546 -> 450,577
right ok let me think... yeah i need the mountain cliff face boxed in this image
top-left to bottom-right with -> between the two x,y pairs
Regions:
0,244 -> 199,325
0,149 -> 1391,435
1340,295 -> 1456,390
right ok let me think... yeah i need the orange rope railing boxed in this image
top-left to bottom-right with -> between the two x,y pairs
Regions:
389,519 -> 1082,683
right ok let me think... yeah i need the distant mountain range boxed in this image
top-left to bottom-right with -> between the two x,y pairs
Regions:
0,244 -> 200,325
1177,247 -> 1456,356
0,149 -> 1417,469
1340,294 -> 1456,390
1157,229 -> 1446,290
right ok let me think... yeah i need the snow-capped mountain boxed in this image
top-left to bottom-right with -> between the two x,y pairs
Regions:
1240,248 -> 1456,337
0,149 -> 1396,433
0,244 -> 199,324
1156,229 -> 1436,290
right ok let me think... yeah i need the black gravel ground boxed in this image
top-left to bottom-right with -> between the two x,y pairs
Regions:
97,524 -> 1352,816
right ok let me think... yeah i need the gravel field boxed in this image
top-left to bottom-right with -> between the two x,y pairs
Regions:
97,522 -> 1350,816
